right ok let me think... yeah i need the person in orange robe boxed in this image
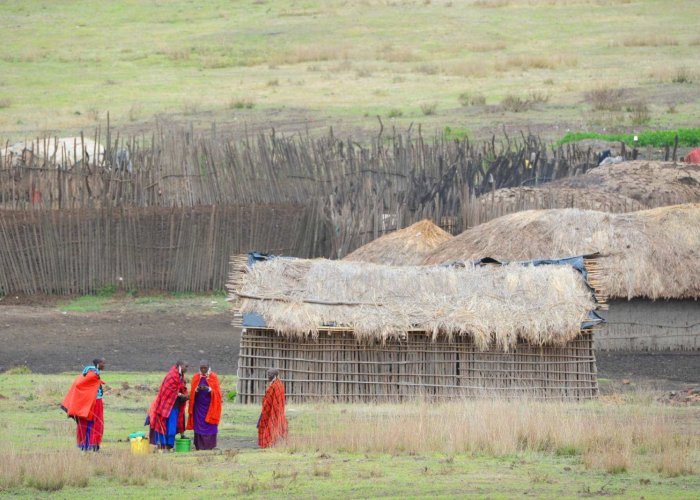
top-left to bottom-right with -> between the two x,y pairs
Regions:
61,358 -> 106,451
186,360 -> 223,450
257,368 -> 288,448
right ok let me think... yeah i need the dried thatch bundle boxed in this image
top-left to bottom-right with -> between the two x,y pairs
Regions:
549,160 -> 700,207
475,186 -> 645,214
424,204 -> 700,300
232,258 -> 597,351
343,219 -> 453,265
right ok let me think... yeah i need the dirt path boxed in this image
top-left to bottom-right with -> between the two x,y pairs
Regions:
0,306 -> 240,374
1,305 -> 697,389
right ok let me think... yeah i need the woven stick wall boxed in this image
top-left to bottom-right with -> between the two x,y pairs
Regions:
236,329 -> 598,403
0,204 -> 319,294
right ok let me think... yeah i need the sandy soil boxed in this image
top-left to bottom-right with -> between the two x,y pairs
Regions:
1,305 -> 697,390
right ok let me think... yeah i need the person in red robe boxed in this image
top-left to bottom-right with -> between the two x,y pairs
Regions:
186,360 -> 223,450
61,358 -> 106,451
147,361 -> 189,450
257,368 -> 288,448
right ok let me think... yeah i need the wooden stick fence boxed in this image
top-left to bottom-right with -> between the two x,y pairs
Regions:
1,125 -> 630,294
236,329 -> 598,403
0,204 -> 320,294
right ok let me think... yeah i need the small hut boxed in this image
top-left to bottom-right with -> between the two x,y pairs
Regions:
343,219 -> 453,265
230,255 -> 604,403
549,160 -> 700,208
424,204 -> 700,351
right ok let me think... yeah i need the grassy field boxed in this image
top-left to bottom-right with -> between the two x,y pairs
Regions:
1,371 -> 698,498
1,0 -> 699,141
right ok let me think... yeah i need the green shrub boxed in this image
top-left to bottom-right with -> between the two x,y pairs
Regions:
558,128 -> 700,148
96,284 -> 117,297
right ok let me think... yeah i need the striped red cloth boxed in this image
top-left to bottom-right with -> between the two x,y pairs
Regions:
149,366 -> 187,434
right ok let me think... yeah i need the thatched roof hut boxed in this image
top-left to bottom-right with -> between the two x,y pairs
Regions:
464,161 -> 700,229
474,186 -> 645,215
231,256 -> 603,402
343,219 -> 453,265
423,204 -> 700,350
548,161 -> 700,207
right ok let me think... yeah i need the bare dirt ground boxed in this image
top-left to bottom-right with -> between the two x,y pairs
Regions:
0,304 -> 697,390
0,305 -> 241,374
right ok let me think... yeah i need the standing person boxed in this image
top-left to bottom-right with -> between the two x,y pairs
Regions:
61,358 -> 106,451
257,368 -> 288,448
186,360 -> 222,450
148,360 -> 189,450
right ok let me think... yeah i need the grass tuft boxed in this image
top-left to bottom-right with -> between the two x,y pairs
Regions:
228,99 -> 255,110
420,102 -> 438,116
585,86 -> 625,111
5,366 -> 32,375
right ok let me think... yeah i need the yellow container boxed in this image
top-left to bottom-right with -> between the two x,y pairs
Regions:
130,436 -> 150,455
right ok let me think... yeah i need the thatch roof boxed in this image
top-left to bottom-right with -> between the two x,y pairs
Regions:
548,160 -> 700,207
232,258 -> 598,350
343,219 -> 453,265
423,204 -> 700,300
473,186 -> 645,216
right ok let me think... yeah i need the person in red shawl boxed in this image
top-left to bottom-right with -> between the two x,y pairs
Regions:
61,358 -> 106,451
257,368 -> 288,448
186,360 -> 222,450
147,360 -> 189,450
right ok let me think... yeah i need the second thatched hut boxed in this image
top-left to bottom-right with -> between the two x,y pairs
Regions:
424,204 -> 700,351
343,219 -> 453,265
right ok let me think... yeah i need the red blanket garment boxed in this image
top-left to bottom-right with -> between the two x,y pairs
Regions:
258,378 -> 288,448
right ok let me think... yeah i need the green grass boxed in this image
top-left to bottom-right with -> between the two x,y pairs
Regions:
61,295 -> 112,313
58,292 -> 229,315
1,0 -> 699,140
558,128 -> 700,148
0,372 -> 698,498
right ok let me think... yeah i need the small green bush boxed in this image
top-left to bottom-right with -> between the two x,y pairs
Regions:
96,284 -> 117,297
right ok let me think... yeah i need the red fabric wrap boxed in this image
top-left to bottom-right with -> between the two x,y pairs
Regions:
149,366 -> 187,435
61,371 -> 102,419
186,372 -> 223,430
258,378 -> 288,448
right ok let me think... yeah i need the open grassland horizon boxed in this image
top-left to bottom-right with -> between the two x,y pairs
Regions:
0,371 -> 698,497
1,0 -> 699,141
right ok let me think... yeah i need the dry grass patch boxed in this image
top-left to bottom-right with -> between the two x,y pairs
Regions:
376,44 -> 421,63
270,45 -> 350,65
619,35 -> 679,47
420,102 -> 438,115
228,98 -> 255,110
496,54 -> 577,72
285,398 -> 699,475
655,446 -> 696,478
672,66 -> 694,84
468,41 -> 507,52
474,0 -> 511,7
459,92 -> 487,107
585,86 -> 625,111
446,60 -> 491,78
501,91 -> 549,112
414,63 -> 440,75
0,449 -> 198,492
